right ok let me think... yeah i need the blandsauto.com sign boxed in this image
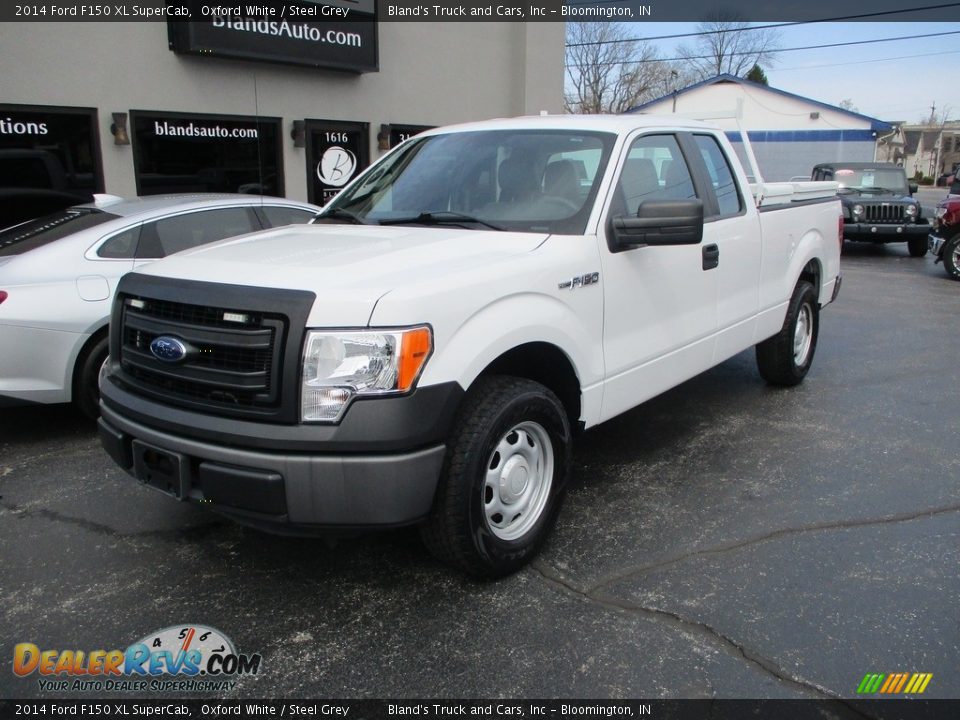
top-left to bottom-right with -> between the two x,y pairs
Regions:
168,0 -> 378,73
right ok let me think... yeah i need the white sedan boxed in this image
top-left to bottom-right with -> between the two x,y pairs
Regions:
0,194 -> 320,418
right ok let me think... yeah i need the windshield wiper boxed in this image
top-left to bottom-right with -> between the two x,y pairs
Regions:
314,207 -> 367,225
378,211 -> 504,231
862,186 -> 901,195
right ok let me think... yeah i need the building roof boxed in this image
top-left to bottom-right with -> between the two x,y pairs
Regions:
627,74 -> 892,132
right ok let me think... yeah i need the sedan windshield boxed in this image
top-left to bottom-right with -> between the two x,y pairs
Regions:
0,208 -> 116,257
319,129 -> 616,235
834,168 -> 908,195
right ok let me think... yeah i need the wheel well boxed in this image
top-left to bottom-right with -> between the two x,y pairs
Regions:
800,259 -> 822,301
72,325 -> 109,397
480,342 -> 582,427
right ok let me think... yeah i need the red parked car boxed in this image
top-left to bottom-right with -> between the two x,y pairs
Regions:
929,194 -> 960,280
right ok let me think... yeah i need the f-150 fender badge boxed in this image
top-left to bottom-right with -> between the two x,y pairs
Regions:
558,272 -> 600,290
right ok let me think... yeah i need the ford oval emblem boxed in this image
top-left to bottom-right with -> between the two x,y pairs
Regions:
149,336 -> 188,363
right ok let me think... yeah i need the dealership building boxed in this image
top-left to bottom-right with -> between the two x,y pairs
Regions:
0,4 -> 563,206
630,74 -> 893,182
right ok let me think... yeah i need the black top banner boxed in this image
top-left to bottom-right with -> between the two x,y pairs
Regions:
2,0 -> 960,22
1,699 -> 960,719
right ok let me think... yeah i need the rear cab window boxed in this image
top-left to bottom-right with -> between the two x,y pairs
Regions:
693,135 -> 743,218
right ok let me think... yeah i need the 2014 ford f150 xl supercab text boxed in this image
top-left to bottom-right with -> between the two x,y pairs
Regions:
98,115 -> 842,577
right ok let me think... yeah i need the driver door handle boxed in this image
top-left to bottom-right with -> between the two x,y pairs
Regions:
702,244 -> 719,271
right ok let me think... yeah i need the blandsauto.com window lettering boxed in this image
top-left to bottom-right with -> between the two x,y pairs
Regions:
211,17 -> 363,48
153,121 -> 258,139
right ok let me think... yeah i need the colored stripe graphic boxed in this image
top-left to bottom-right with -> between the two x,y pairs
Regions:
880,674 -> 897,693
857,672 -> 932,694
857,673 -> 885,694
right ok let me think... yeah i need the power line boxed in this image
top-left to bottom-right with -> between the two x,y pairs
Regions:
565,30 -> 960,68
564,3 -> 960,47
774,49 -> 960,72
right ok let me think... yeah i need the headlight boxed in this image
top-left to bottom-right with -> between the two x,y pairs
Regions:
905,204 -> 918,217
300,326 -> 432,422
852,204 -> 864,216
936,206 -> 948,219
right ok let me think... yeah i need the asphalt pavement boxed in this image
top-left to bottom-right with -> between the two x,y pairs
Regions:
1,243 -> 958,701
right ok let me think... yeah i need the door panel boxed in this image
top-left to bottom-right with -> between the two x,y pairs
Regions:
598,133 -> 718,422
690,134 -> 761,362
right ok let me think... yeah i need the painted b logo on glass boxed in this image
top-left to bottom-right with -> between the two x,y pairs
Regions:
317,147 -> 357,187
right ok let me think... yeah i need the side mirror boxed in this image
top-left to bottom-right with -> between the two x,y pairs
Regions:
908,182 -> 918,195
608,199 -> 704,253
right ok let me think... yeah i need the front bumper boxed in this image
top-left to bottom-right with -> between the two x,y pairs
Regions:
843,222 -> 928,242
99,376 -> 462,532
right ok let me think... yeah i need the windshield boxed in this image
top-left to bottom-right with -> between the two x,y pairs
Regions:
0,207 -> 116,257
321,129 -> 616,234
834,168 -> 908,195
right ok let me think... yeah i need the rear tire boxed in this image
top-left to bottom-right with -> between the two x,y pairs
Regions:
908,235 -> 928,257
942,235 -> 960,280
756,280 -> 819,387
420,375 -> 571,578
74,334 -> 108,420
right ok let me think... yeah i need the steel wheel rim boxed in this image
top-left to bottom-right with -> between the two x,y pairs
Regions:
483,420 -> 554,541
952,243 -> 960,268
794,303 -> 813,366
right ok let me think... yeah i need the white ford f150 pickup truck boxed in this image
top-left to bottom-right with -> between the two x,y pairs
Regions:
98,115 -> 842,577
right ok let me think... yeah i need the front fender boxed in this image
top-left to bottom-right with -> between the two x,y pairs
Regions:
390,291 -> 604,428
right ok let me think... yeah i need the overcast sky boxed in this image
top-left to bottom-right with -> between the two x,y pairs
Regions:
625,22 -> 959,123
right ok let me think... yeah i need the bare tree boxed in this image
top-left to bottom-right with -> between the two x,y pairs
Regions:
565,23 -> 676,114
838,99 -> 859,113
675,11 -> 781,81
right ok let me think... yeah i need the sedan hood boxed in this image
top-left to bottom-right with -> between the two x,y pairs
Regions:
138,223 -> 548,325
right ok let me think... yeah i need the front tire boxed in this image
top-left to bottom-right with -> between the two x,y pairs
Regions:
908,235 -> 928,257
74,334 -> 108,420
420,375 -> 571,578
942,235 -> 960,280
756,280 -> 819,386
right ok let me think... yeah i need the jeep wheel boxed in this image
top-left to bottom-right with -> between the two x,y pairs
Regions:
908,235 -> 928,257
420,375 -> 571,578
942,235 -> 960,280
756,280 -> 819,386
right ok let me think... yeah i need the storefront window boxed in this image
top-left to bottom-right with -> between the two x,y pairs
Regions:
0,104 -> 102,195
305,119 -> 369,206
0,105 -> 102,227
131,111 -> 283,197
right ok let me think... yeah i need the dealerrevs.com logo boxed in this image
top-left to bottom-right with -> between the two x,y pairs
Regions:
13,624 -> 262,693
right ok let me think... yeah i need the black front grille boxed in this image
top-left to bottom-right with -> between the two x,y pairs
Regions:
119,297 -> 286,411
863,204 -> 905,223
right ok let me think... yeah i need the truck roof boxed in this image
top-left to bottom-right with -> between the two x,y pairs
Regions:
419,114 -> 720,137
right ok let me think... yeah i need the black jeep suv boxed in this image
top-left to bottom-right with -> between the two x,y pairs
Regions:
812,162 -> 928,257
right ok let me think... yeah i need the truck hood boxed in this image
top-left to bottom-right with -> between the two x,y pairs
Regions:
138,223 -> 548,326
